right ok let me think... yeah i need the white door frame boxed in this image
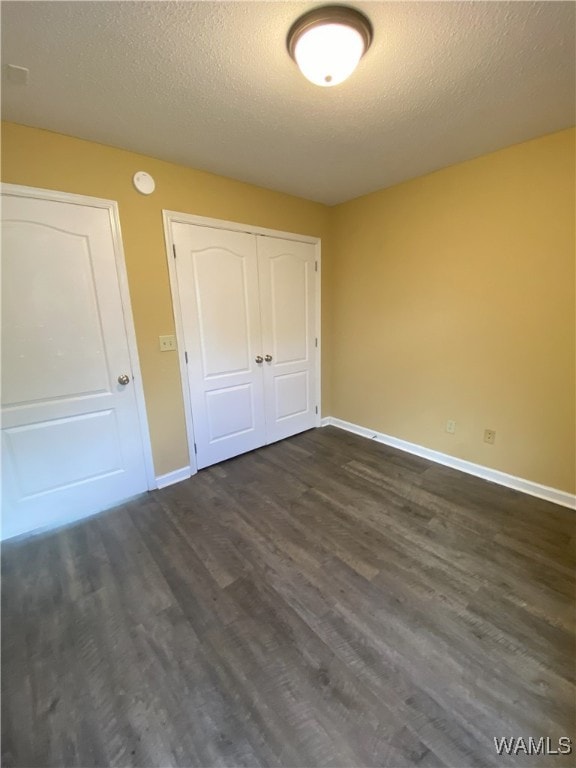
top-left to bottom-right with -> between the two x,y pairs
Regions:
1,183 -> 156,490
162,210 -> 322,474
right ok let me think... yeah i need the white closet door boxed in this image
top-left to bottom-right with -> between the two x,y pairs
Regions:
257,236 -> 317,444
173,223 -> 266,469
1,192 -> 149,539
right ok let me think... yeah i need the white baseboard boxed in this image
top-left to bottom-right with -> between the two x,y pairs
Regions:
155,466 -> 192,489
321,416 -> 576,510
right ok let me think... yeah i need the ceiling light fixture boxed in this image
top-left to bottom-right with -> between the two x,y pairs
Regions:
287,5 -> 373,87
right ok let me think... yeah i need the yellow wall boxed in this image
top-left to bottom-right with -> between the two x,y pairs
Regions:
2,122 -> 574,493
330,128 -> 575,493
1,122 -> 331,476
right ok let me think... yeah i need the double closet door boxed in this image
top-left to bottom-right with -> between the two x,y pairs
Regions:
172,223 -> 318,469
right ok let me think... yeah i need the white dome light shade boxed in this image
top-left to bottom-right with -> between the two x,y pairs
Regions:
287,6 -> 373,88
294,23 -> 365,87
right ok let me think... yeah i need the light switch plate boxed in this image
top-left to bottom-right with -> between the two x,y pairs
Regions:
159,335 -> 176,352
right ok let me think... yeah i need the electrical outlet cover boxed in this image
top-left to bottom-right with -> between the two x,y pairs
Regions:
484,429 -> 496,444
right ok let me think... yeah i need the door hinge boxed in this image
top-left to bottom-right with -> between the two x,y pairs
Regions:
194,442 -> 197,454
315,337 -> 318,348
185,351 -> 188,364
172,244 -> 177,259
315,406 -> 318,414
315,260 -> 318,272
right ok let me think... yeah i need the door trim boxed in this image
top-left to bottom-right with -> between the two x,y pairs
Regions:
1,183 -> 156,491
162,210 -> 322,474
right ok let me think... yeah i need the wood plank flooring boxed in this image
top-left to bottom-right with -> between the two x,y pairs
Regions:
2,426 -> 575,768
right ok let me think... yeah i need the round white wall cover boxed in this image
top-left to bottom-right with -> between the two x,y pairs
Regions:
133,171 -> 155,195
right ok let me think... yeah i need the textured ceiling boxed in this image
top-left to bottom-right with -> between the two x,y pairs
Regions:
1,1 -> 574,205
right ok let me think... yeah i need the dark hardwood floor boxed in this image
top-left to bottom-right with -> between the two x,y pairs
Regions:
2,426 -> 575,768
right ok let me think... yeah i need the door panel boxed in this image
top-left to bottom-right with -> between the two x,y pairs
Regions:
173,224 -> 266,469
194,247 -> 252,377
258,237 -> 317,443
269,254 -> 309,364
274,371 -> 309,420
1,193 -> 149,539
206,384 -> 256,439
2,223 -> 111,404
3,410 -> 123,498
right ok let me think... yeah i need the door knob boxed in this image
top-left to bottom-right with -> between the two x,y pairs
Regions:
264,355 -> 273,362
255,356 -> 263,364
117,374 -> 131,385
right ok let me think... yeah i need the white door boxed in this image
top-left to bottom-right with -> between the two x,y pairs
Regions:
171,220 -> 318,470
1,191 -> 150,539
258,236 -> 317,443
173,223 -> 266,469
